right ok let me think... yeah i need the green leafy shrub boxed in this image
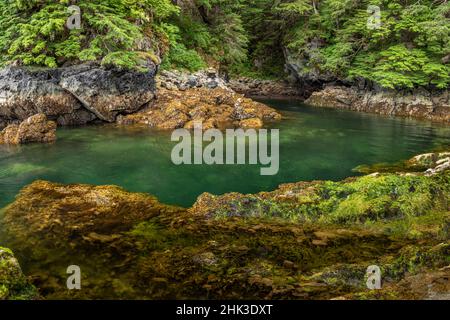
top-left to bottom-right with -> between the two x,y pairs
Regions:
0,0 -> 178,70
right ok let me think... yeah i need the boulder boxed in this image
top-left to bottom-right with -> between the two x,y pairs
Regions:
59,63 -> 157,122
0,113 -> 56,144
157,69 -> 230,91
0,67 -> 84,125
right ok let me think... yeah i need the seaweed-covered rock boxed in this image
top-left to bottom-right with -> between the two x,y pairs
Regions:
157,69 -> 229,91
190,171 -> 450,224
117,87 -> 281,129
0,154 -> 448,300
0,113 -> 56,144
0,247 -> 38,300
1,180 -> 183,248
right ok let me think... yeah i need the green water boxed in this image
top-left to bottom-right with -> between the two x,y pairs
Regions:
0,101 -> 449,208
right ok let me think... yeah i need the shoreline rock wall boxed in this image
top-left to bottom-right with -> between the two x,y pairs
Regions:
0,63 -> 158,130
228,77 -> 306,99
306,86 -> 450,123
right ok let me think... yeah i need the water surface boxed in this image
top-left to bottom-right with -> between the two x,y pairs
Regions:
0,101 -> 449,208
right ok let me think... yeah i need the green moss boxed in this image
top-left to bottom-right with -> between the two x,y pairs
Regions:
207,171 -> 449,227
0,247 -> 38,300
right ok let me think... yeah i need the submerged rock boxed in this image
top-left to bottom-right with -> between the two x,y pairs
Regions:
117,87 -> 282,130
0,247 -> 38,300
0,114 -> 56,144
306,86 -> 450,123
1,180 -> 183,248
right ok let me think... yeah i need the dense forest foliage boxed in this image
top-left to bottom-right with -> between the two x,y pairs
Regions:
0,0 -> 449,89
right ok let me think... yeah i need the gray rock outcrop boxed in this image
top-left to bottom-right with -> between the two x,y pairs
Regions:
0,62 -> 158,129
306,86 -> 450,122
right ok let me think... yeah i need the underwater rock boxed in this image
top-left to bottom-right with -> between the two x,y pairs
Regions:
117,88 -> 281,130
306,86 -> 450,123
0,113 -> 56,144
0,247 -> 38,300
1,180 -> 183,248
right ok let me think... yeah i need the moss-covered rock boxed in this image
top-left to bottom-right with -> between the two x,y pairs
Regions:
190,171 -> 449,225
354,151 -> 450,175
0,247 -> 38,300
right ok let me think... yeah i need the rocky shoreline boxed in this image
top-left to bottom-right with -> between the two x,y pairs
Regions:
0,151 -> 448,300
228,77 -> 306,99
306,86 -> 450,123
0,63 -> 448,140
0,65 -> 282,144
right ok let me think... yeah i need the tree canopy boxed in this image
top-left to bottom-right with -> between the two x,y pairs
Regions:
0,0 -> 448,89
